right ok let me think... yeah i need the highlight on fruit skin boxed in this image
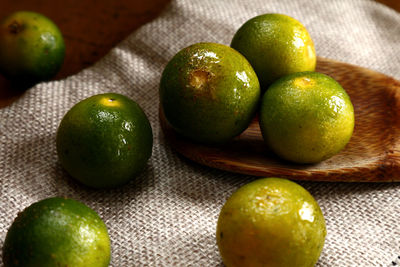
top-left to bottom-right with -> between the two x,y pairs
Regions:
231,13 -> 316,90
216,177 -> 326,267
159,42 -> 260,144
259,71 -> 354,164
0,10 -> 65,86
2,197 -> 111,267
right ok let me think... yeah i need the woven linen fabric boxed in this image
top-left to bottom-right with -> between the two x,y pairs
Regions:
1,0 -> 400,266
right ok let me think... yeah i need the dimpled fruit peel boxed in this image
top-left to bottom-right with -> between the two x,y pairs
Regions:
260,71 -> 354,164
57,93 -> 153,188
160,42 -> 260,144
231,13 -> 316,90
217,178 -> 326,267
3,197 -> 111,267
0,11 -> 65,85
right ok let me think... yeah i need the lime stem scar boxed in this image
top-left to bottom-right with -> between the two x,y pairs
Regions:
8,21 -> 24,34
190,69 -> 210,88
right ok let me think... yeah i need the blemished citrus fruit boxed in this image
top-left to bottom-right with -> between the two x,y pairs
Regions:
231,13 -> 316,90
160,42 -> 260,144
260,71 -> 354,164
216,178 -> 326,267
2,197 -> 111,267
0,11 -> 65,85
56,93 -> 153,188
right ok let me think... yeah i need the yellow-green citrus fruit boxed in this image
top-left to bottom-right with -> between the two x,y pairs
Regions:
217,178 -> 326,267
3,197 -> 110,267
56,93 -> 153,188
231,13 -> 316,90
0,11 -> 65,85
260,71 -> 354,164
160,42 -> 260,144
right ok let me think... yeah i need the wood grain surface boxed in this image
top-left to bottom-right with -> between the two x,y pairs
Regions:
0,0 -> 398,108
160,57 -> 400,182
377,0 -> 400,13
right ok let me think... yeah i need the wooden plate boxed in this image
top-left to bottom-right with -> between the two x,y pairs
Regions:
159,57 -> 400,182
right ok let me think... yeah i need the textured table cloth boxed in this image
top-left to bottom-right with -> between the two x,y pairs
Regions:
1,0 -> 400,266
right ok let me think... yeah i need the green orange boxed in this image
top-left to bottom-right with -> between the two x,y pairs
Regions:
260,71 -> 354,163
3,197 -> 110,267
216,178 -> 326,267
160,42 -> 260,144
0,11 -> 65,84
231,13 -> 316,89
56,93 -> 153,188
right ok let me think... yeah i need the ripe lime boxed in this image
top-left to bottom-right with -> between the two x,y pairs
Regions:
0,11 -> 65,85
216,178 -> 326,267
3,197 -> 110,267
231,13 -> 316,89
260,71 -> 354,163
160,42 -> 260,144
56,93 -> 153,188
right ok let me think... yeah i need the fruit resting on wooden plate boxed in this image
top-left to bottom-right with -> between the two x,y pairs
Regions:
231,13 -> 316,90
260,71 -> 354,164
159,42 -> 260,144
160,57 -> 400,182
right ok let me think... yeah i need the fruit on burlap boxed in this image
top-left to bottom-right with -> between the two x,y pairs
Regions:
57,93 -> 153,188
231,13 -> 316,90
2,197 -> 110,267
216,178 -> 326,267
260,71 -> 354,164
0,11 -> 65,85
160,42 -> 260,144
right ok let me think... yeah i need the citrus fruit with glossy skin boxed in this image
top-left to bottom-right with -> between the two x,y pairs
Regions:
160,42 -> 260,144
231,13 -> 316,90
3,197 -> 111,267
57,93 -> 153,188
216,178 -> 326,267
0,11 -> 65,85
260,71 -> 354,164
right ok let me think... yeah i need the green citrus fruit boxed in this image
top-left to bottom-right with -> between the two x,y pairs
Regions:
3,197 -> 110,267
217,178 -> 326,267
0,11 -> 65,85
231,13 -> 316,90
160,42 -> 260,144
56,93 -> 153,188
260,71 -> 354,164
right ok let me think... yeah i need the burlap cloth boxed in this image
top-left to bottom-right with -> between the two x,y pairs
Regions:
1,0 -> 400,266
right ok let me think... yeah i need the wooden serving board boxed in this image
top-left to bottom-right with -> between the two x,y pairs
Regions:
160,57 -> 400,182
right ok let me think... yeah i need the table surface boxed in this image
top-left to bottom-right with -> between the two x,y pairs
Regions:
0,0 -> 398,107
